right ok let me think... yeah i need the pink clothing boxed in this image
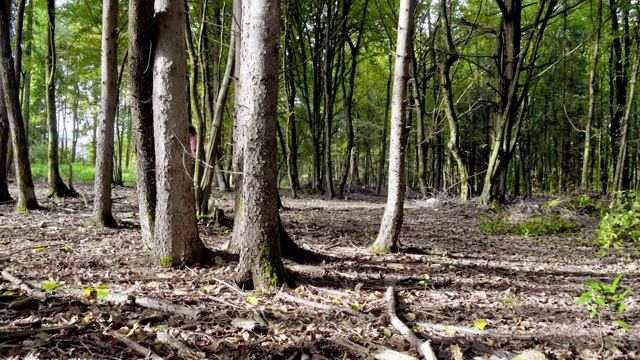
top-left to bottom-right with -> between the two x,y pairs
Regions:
190,134 -> 197,155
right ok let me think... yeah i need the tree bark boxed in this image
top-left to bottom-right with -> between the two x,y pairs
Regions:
152,0 -> 204,265
128,0 -> 156,249
371,0 -> 416,253
581,0 -> 602,191
375,55 -> 392,195
92,0 -> 118,227
613,32 -> 640,192
234,0 -> 286,289
45,0 -> 75,198
0,0 -> 38,210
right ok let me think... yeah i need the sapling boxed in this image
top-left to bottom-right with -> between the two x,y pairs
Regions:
576,275 -> 631,350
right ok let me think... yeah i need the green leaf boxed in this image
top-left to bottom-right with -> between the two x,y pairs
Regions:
2,290 -> 17,296
576,291 -> 594,305
594,298 -> 605,307
42,280 -> 59,291
610,275 -> 623,293
583,280 -> 599,289
95,285 -> 110,298
383,328 -> 392,338
246,296 -> 259,305
394,264 -> 405,270
473,319 -> 487,330
613,320 -> 631,330
444,326 -> 456,334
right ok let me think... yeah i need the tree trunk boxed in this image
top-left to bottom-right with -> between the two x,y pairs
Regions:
582,0 -> 602,191
45,0 -> 75,198
234,0 -> 286,289
0,0 -> 38,210
92,0 -> 118,227
128,0 -> 156,249
613,33 -> 640,192
152,0 -> 204,266
0,95 -> 10,202
323,0 -> 335,200
283,0 -> 299,198
375,55 -> 393,195
371,0 -> 416,253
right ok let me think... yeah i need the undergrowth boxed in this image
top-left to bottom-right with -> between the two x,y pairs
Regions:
595,191 -> 640,255
481,214 -> 579,236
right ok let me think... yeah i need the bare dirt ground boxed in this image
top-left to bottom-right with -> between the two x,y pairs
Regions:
0,181 -> 638,359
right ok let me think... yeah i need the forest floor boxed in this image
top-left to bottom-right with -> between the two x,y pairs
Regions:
0,181 -> 638,360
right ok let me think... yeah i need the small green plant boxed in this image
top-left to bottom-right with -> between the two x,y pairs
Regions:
576,275 -> 631,331
480,214 -> 579,236
160,256 -> 173,268
595,191 -> 640,253
576,275 -> 632,352
567,195 -> 602,215
541,197 -> 563,211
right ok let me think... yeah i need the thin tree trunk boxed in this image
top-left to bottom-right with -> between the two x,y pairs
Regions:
45,0 -> 75,198
0,0 -> 38,210
582,0 -> 602,191
375,55 -> 393,195
92,0 -> 118,226
613,34 -> 640,192
128,0 -> 156,249
371,0 -> 416,253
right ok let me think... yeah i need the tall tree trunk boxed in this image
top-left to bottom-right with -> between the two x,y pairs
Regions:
371,0 -> 416,253
479,0 -> 557,204
613,34 -> 640,192
323,0 -> 335,200
582,0 -> 602,191
337,0 -> 368,197
234,0 -> 286,289
93,0 -> 118,226
375,55 -> 393,195
152,0 -> 204,265
0,93 -> 10,202
45,0 -> 74,198
128,0 -> 156,249
413,55 -> 428,197
0,0 -> 38,210
283,0 -> 299,198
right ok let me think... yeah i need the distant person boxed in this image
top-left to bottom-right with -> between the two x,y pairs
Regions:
188,125 -> 197,155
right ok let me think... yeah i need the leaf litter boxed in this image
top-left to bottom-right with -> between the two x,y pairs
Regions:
0,181 -> 638,359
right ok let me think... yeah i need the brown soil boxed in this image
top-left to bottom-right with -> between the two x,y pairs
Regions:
0,181 -> 638,359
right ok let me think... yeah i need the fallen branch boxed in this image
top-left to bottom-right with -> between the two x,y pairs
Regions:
417,322 -> 535,340
1,269 -> 47,300
0,324 -> 79,341
67,290 -> 201,319
111,332 -> 163,360
330,335 -> 418,360
0,243 -> 68,260
385,286 -> 436,360
279,292 -> 374,319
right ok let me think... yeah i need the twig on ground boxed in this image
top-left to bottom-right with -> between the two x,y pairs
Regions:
416,322 -> 535,340
110,332 -> 163,360
279,292 -> 374,319
0,324 -> 80,341
330,335 -> 418,360
66,290 -> 201,319
385,286 -> 436,360
1,269 -> 48,300
0,243 -> 68,260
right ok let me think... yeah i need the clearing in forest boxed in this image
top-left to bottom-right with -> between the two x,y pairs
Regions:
0,182 -> 638,359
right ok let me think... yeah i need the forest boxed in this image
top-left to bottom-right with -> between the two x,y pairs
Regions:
0,0 -> 639,358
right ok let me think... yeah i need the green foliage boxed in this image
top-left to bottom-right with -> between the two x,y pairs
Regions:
595,191 -> 640,253
30,162 -> 136,184
480,214 -> 579,236
566,195 -> 602,215
160,257 -> 173,268
576,275 -> 631,330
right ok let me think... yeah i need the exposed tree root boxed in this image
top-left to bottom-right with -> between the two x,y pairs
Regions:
110,332 -> 163,360
385,286 -> 437,360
